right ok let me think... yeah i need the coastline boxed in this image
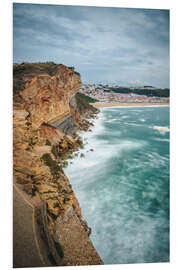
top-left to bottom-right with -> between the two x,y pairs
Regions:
65,105 -> 170,264
13,61 -> 169,266
13,64 -> 103,267
91,102 -> 170,108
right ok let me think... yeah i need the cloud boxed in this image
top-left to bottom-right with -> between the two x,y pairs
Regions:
13,3 -> 169,88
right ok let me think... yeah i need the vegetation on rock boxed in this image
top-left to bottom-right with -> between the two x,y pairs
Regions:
109,87 -> 170,97
13,62 -> 59,93
75,93 -> 98,115
13,61 -> 103,266
41,153 -> 61,180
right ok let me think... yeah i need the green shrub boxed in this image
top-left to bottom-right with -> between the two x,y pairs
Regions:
61,160 -> 68,168
41,153 -> 61,179
45,139 -> 51,146
13,62 -> 59,94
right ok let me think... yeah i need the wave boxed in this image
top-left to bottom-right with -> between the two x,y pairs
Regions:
144,151 -> 169,168
65,106 -> 169,264
105,119 -> 117,123
140,118 -> 146,122
153,138 -> 170,142
121,115 -> 129,119
125,123 -> 143,127
152,126 -> 170,134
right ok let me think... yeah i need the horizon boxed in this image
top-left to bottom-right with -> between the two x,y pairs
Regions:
13,3 -> 169,88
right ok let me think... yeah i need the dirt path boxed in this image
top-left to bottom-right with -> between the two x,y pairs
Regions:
13,183 -> 53,268
13,181 -> 103,267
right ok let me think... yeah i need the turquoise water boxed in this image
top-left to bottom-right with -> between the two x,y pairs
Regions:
64,106 -> 169,264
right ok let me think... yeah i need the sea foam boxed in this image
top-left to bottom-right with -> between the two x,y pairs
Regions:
65,106 -> 169,264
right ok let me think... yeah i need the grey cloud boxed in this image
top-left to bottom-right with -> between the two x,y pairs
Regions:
13,3 -> 169,88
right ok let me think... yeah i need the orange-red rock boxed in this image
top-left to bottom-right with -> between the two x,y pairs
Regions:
19,65 -> 81,127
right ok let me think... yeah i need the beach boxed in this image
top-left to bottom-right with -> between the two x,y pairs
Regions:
91,102 -> 170,108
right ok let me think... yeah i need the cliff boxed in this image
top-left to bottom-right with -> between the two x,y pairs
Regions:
13,62 -> 102,267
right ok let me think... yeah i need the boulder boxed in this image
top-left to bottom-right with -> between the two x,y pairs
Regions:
47,199 -> 60,217
23,183 -> 34,195
37,184 -> 58,194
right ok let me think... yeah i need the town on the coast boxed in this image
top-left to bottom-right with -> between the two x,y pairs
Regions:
79,84 -> 169,104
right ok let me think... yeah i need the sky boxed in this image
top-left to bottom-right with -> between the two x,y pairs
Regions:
13,3 -> 169,88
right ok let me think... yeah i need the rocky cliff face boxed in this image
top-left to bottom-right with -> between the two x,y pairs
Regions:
13,63 -> 102,267
17,64 -> 81,127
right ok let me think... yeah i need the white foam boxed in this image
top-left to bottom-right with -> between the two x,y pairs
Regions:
65,109 -> 147,189
130,110 -> 143,112
64,106 -> 170,265
105,119 -> 117,123
66,138 -> 145,177
126,123 -> 142,127
152,126 -> 170,134
153,138 -> 170,142
140,118 -> 146,122
121,115 -> 129,119
144,151 -> 169,168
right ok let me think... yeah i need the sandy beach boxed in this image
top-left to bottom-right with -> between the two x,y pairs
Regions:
91,102 -> 170,108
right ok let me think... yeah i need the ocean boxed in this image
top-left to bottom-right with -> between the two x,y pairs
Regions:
64,105 -> 170,264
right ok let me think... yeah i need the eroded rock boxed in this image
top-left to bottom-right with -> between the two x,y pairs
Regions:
13,62 -> 103,266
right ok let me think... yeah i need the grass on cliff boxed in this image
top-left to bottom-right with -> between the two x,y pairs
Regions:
13,62 -> 59,93
75,92 -> 98,116
76,92 -> 98,103
41,153 -> 61,180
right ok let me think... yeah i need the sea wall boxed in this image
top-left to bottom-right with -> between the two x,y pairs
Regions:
13,63 -> 103,267
51,114 -> 77,135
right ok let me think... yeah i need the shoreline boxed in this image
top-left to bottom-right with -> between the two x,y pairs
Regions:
13,64 -> 104,267
65,104 -> 170,265
91,102 -> 169,108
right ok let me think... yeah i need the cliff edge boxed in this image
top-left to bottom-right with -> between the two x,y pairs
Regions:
13,62 -> 102,267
